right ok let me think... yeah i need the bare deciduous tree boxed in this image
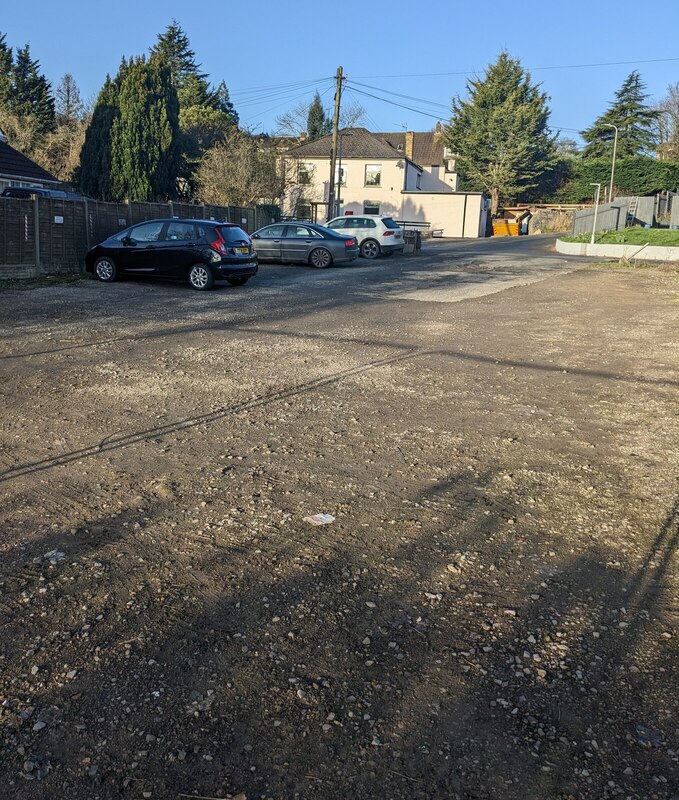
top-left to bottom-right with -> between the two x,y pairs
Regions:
0,108 -> 44,155
275,99 -> 366,137
55,74 -> 85,123
656,82 -> 679,161
196,129 -> 284,206
0,106 -> 88,182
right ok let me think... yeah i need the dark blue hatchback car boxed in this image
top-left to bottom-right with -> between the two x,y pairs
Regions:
85,218 -> 258,290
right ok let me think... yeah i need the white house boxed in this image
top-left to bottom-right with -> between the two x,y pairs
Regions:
284,127 -> 489,238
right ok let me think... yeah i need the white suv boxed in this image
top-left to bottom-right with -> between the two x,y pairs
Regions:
326,215 -> 404,259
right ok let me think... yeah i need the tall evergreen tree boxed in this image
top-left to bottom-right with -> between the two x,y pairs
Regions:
109,56 -> 180,200
10,44 -> 55,133
581,71 -> 658,158
77,72 -> 122,199
0,33 -> 12,109
150,20 -> 212,108
307,92 -> 331,140
444,52 -> 556,215
214,79 -> 238,126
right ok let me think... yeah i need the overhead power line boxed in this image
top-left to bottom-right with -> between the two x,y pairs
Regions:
349,80 -> 451,110
346,85 -> 445,121
351,55 -> 679,80
230,77 -> 332,98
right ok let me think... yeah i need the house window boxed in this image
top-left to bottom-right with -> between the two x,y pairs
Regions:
295,201 -> 312,221
334,165 -> 347,186
364,164 -> 381,187
363,202 -> 379,215
298,163 -> 314,185
416,172 -> 421,189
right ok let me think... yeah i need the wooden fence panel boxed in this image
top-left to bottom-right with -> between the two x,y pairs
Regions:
37,199 -> 88,271
0,197 -> 274,277
0,198 -> 35,278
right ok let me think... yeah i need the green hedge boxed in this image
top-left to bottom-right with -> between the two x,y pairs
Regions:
538,156 -> 679,203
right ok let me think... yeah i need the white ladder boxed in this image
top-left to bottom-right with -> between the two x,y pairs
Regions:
626,197 -> 639,227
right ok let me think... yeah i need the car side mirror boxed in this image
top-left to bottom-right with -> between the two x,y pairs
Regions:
121,235 -> 132,246
251,233 -> 260,239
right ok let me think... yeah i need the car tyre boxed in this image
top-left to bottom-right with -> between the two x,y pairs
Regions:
309,248 -> 332,269
188,263 -> 214,290
94,256 -> 117,282
227,276 -> 249,286
360,239 -> 380,259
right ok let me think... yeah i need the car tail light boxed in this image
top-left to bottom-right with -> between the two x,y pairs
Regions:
209,229 -> 229,255
345,238 -> 356,247
382,230 -> 394,237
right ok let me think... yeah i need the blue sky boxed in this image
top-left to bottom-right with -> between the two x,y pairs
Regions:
3,0 -> 679,141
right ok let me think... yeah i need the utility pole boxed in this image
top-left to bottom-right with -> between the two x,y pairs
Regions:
603,123 -> 618,203
590,183 -> 601,245
327,66 -> 343,221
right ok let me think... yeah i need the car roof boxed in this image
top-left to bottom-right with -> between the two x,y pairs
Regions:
331,214 -> 384,219
129,218 -> 239,226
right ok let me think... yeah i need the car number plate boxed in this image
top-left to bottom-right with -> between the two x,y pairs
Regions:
235,246 -> 249,254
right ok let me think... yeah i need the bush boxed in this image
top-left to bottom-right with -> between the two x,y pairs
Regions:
542,156 -> 679,203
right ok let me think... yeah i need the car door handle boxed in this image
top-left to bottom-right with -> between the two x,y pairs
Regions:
273,239 -> 280,242
305,240 -> 313,243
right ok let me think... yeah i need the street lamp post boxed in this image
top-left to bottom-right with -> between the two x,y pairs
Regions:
590,182 -> 601,245
336,131 -> 353,217
603,123 -> 618,203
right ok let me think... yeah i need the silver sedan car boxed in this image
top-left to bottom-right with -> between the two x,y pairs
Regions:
250,221 -> 359,268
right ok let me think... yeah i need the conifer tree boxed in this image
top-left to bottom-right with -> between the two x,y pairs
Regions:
9,44 -> 55,133
0,33 -> 12,109
109,57 -> 180,200
77,72 -> 122,199
581,71 -> 658,158
150,20 -> 212,109
444,52 -> 555,215
214,79 -> 238,127
307,92 -> 331,140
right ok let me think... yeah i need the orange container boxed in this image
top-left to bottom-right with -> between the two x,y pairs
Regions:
492,220 -> 520,236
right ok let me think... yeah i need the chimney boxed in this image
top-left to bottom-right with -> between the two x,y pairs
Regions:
435,121 -> 443,134
405,131 -> 414,161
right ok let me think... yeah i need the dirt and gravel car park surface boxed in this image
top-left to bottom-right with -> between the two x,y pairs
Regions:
1,236 -> 678,800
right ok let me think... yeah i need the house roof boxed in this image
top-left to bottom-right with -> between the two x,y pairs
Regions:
378,132 -> 446,166
0,140 -> 59,184
287,127 -> 447,167
288,127 -> 403,160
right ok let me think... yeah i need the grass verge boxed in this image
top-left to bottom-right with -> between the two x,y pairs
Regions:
562,228 -> 679,246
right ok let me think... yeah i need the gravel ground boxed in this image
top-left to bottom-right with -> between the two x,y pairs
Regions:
0,240 -> 678,800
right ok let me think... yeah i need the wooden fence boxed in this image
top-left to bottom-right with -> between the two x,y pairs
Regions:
0,198 -> 280,279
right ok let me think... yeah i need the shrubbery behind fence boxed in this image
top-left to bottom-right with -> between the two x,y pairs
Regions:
0,197 -> 280,279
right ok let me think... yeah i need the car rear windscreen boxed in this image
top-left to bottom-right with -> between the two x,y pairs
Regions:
218,226 -> 250,243
381,218 -> 400,229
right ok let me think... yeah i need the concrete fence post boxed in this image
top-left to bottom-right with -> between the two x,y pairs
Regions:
83,198 -> 91,250
33,197 -> 40,272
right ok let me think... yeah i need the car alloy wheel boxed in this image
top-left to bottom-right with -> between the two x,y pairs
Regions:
188,263 -> 214,290
94,257 -> 117,282
310,248 -> 332,269
360,239 -> 380,259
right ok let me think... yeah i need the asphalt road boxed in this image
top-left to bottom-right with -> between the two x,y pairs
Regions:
198,233 -> 583,309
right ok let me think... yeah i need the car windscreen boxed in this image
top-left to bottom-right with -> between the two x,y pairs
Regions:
218,226 -> 250,243
381,218 -> 400,229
